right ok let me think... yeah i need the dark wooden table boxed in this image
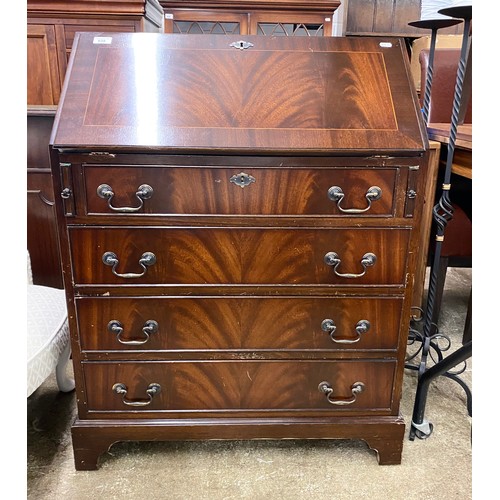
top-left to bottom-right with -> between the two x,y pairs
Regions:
427,123 -> 472,179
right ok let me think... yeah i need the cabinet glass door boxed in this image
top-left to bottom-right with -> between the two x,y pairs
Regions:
164,11 -> 249,35
250,13 -> 332,37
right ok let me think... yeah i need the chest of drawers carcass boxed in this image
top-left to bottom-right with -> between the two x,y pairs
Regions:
50,32 -> 429,470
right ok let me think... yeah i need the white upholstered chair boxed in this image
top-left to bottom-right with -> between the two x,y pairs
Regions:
27,252 -> 75,397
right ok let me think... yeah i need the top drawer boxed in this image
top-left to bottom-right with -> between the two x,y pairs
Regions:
80,165 -> 399,217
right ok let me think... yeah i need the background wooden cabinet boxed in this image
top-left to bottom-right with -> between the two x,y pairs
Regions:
27,25 -> 63,105
161,1 -> 341,36
27,1 -> 164,106
27,107 -> 62,288
345,0 -> 463,37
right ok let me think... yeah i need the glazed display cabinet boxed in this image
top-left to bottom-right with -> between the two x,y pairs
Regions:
161,0 -> 340,36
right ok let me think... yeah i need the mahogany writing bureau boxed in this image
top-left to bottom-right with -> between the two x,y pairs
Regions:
49,32 -> 428,469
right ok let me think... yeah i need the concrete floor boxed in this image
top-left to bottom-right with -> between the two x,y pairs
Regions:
26,268 -> 472,499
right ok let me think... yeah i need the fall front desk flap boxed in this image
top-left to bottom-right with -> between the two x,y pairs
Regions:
51,32 -> 426,155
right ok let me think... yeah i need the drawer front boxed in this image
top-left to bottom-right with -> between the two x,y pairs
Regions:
82,165 -> 398,216
69,227 -> 410,285
83,360 -> 396,412
76,296 -> 403,351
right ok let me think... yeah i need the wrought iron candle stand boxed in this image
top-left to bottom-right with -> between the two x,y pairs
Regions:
406,5 -> 472,440
408,17 -> 463,123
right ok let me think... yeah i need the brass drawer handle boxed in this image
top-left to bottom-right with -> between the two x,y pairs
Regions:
328,185 -> 382,214
318,381 -> 365,406
97,183 -> 153,213
321,319 -> 371,344
324,252 -> 377,279
108,320 -> 158,345
112,382 -> 161,407
102,251 -> 156,279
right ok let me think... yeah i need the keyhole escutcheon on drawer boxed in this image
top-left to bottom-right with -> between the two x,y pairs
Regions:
229,172 -> 256,188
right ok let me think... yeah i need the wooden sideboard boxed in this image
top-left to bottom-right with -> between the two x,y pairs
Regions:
161,1 -> 340,35
50,32 -> 428,469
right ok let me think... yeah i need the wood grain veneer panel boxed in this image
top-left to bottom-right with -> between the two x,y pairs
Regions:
69,227 -> 410,286
82,165 -> 398,216
83,360 -> 396,412
85,49 -> 395,130
76,296 -> 403,351
52,33 -> 425,153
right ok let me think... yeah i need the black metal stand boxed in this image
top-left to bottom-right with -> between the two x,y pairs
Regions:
406,6 -> 472,440
408,18 -> 462,123
410,341 -> 472,439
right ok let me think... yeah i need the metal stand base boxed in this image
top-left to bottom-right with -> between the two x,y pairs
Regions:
406,4 -> 472,440
407,334 -> 472,440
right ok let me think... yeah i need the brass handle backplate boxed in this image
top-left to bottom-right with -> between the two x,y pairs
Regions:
102,251 -> 156,279
324,252 -> 377,279
328,185 -> 382,214
321,319 -> 371,344
108,320 -> 158,345
112,382 -> 161,407
318,381 -> 365,406
97,183 -> 153,213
